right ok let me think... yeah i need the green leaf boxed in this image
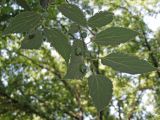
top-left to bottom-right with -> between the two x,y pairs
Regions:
68,23 -> 79,34
88,75 -> 113,111
21,31 -> 43,49
3,11 -> 41,34
88,11 -> 113,28
94,27 -> 138,46
101,53 -> 156,74
58,4 -> 87,26
44,28 -> 71,63
65,40 -> 86,79
16,0 -> 31,10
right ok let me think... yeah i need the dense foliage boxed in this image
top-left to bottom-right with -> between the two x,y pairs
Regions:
0,0 -> 160,120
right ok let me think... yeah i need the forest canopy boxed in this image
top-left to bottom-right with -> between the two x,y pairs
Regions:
0,0 -> 160,120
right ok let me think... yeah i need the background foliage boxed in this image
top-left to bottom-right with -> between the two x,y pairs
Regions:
0,0 -> 160,119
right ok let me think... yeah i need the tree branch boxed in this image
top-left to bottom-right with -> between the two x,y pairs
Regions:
140,26 -> 160,77
0,91 -> 50,120
4,49 -> 81,119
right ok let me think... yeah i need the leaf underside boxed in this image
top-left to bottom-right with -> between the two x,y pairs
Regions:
94,27 -> 138,46
58,4 -> 87,26
4,11 -> 41,34
21,31 -> 43,49
88,11 -> 113,28
88,75 -> 113,111
65,40 -> 86,80
101,53 -> 156,74
44,28 -> 71,64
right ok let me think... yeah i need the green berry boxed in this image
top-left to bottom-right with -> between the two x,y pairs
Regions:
80,64 -> 87,74
81,32 -> 87,38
